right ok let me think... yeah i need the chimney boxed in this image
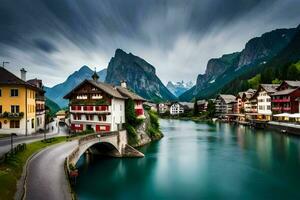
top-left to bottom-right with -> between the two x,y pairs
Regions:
20,68 -> 27,81
121,80 -> 127,88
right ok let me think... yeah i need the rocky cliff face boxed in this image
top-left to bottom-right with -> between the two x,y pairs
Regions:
45,66 -> 107,107
105,49 -> 176,102
180,27 -> 298,101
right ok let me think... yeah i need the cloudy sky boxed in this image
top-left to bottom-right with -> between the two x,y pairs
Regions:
0,0 -> 300,87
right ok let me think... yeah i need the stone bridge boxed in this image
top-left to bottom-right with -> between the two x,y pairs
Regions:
67,130 -> 144,167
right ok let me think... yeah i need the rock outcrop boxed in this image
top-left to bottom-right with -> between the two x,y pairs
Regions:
105,49 -> 176,102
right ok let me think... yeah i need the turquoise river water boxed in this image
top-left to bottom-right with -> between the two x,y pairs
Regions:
75,119 -> 300,200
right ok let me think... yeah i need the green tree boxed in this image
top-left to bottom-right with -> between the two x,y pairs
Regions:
272,78 -> 282,84
193,100 -> 199,116
125,99 -> 138,125
287,64 -> 300,80
206,100 -> 215,118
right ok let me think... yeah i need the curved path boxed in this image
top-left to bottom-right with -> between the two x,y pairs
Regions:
24,140 -> 78,200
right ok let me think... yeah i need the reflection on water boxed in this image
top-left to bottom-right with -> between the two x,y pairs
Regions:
75,119 -> 300,200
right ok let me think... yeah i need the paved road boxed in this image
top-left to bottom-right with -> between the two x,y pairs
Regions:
0,119 -> 70,156
25,140 -> 78,200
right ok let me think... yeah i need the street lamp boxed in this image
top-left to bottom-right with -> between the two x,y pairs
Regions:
10,133 -> 17,152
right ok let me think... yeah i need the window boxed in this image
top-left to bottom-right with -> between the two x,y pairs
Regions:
11,105 -> 20,113
0,105 -> 2,113
32,119 -> 34,128
10,120 -> 20,128
11,89 -> 19,97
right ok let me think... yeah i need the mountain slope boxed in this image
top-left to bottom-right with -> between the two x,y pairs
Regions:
166,81 -> 193,97
45,66 -> 107,107
220,27 -> 300,94
179,27 -> 298,101
105,49 -> 176,102
45,98 -> 60,116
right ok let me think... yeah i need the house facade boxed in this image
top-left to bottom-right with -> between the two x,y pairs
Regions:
64,75 -> 126,132
271,81 -> 300,114
170,103 -> 184,115
27,78 -> 46,130
241,89 -> 256,113
197,100 -> 208,112
158,103 -> 171,114
64,75 -> 146,133
0,67 -> 45,135
214,94 -> 236,116
251,84 -> 279,120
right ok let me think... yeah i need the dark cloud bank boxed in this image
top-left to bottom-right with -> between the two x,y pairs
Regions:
0,0 -> 299,86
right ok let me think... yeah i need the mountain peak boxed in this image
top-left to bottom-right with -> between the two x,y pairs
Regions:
106,50 -> 176,102
115,48 -> 127,57
78,65 -> 92,73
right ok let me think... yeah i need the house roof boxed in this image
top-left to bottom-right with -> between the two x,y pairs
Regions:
251,84 -> 279,99
271,88 -> 299,96
116,86 -> 146,101
180,102 -> 194,109
284,80 -> 300,88
260,84 -> 280,93
197,100 -> 207,105
219,94 -> 236,104
63,79 -> 127,99
56,110 -> 66,116
0,67 -> 43,91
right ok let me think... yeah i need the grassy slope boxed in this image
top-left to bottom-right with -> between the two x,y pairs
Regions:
0,137 -> 67,200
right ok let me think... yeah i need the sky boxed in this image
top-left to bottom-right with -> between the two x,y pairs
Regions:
0,0 -> 300,87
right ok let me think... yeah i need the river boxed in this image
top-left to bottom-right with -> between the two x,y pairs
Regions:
75,119 -> 300,200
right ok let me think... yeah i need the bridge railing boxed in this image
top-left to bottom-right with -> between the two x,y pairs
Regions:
78,131 -> 119,145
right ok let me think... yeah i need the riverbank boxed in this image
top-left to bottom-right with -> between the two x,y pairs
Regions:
129,110 -> 164,148
0,137 -> 68,200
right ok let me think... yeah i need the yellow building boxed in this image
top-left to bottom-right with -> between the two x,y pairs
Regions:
0,67 -> 44,135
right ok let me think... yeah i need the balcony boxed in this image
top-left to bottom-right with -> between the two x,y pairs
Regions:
70,105 -> 111,114
0,112 -> 24,119
272,107 -> 291,111
272,98 -> 290,103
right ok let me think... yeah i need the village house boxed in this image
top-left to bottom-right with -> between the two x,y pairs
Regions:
241,89 -> 256,113
64,73 -> 145,132
158,102 -> 171,114
271,81 -> 300,114
56,110 -> 67,122
143,102 -> 157,112
214,94 -> 236,117
250,84 -> 279,120
197,100 -> 208,112
169,102 -> 185,115
0,67 -> 45,135
27,78 -> 46,130
234,92 -> 244,114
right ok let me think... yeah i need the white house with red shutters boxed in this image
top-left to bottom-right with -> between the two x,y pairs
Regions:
64,73 -> 146,133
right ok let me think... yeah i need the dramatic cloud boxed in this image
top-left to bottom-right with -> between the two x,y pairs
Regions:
0,0 -> 300,86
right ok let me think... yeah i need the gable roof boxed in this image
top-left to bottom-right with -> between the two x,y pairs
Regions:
260,84 -> 280,93
271,88 -> 299,96
218,94 -> 236,104
284,80 -> 300,88
180,102 -> 194,109
251,84 -> 279,99
63,79 -> 126,99
116,86 -> 146,101
0,67 -> 42,91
